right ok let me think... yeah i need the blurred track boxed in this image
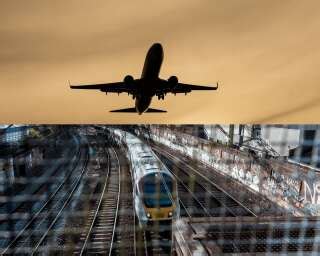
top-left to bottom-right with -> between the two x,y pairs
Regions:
2,140 -> 89,255
152,145 -> 256,218
75,148 -> 119,255
111,148 -> 135,256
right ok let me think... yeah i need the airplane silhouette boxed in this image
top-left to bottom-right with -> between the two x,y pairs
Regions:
70,43 -> 218,114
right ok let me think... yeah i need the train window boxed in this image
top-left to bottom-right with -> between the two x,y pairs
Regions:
142,174 -> 173,208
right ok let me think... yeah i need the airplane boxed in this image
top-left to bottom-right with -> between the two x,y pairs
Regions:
70,43 -> 218,114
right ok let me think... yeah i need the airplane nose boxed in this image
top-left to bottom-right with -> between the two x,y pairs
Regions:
152,43 -> 163,51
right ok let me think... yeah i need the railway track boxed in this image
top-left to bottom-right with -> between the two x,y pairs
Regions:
165,144 -> 278,216
2,143 -> 90,255
32,141 -> 108,254
144,224 -> 172,256
75,148 -> 120,255
152,145 -> 255,218
111,148 -> 135,256
152,145 -> 257,255
175,174 -> 212,218
0,132 -> 79,224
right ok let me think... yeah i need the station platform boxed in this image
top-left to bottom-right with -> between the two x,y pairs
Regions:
173,216 -> 320,255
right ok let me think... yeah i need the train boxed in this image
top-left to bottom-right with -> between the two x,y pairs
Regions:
107,128 -> 180,228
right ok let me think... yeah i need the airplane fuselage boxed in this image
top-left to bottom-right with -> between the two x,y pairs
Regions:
135,43 -> 164,114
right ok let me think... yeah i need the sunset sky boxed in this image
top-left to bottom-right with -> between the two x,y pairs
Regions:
0,0 -> 320,123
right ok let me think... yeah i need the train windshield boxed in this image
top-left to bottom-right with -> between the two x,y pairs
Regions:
142,174 -> 173,208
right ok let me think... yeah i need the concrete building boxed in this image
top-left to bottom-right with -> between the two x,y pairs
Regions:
204,125 -> 301,158
289,125 -> 320,167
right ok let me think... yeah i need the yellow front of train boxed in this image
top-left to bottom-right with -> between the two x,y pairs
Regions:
145,206 -> 174,220
139,172 -> 179,224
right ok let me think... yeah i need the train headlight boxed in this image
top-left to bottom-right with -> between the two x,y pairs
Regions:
147,212 -> 151,218
168,211 -> 173,217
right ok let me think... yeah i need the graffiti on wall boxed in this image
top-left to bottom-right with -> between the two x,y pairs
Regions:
303,181 -> 320,205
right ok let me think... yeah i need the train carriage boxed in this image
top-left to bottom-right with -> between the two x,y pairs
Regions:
108,128 -> 180,228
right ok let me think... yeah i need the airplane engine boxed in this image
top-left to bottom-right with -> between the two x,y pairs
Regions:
124,75 -> 134,86
157,94 -> 165,100
168,76 -> 178,88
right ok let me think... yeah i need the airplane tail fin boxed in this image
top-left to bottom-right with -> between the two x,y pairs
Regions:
110,107 -> 166,113
110,107 -> 137,113
145,108 -> 167,113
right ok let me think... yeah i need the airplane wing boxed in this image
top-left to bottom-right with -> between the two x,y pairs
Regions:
173,83 -> 218,93
159,81 -> 218,94
70,81 -> 137,94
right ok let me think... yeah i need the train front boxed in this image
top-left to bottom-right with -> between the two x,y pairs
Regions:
136,171 -> 178,227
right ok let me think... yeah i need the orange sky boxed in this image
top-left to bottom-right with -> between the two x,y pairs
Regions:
0,0 -> 320,124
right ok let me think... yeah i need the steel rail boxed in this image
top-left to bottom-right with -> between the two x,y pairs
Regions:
31,148 -> 90,254
131,164 -> 137,256
153,146 -> 245,254
153,147 -> 216,218
157,150 -> 236,217
167,167 -> 212,217
1,144 -> 83,254
153,145 -> 257,217
78,147 -> 121,256
117,147 -> 136,256
115,142 -> 138,256
79,150 -> 111,255
0,135 -> 79,218
108,148 -> 121,256
120,143 -> 137,255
